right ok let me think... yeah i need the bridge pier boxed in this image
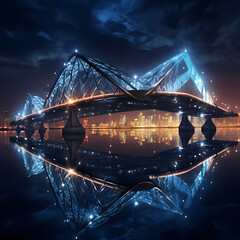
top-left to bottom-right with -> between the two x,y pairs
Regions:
63,134 -> 85,160
25,122 -> 35,139
202,116 -> 216,131
179,113 -> 195,133
201,116 -> 216,141
179,131 -> 194,147
39,122 -> 46,140
62,109 -> 85,135
16,125 -> 22,136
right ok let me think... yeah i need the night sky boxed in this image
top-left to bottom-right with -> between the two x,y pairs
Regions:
0,0 -> 240,115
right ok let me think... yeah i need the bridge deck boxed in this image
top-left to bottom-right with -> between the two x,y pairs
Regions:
11,91 -> 237,125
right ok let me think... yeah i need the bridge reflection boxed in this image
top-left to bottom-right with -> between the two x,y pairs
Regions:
10,129 -> 238,236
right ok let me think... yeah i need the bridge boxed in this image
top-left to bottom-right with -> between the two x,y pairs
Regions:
11,51 -> 237,134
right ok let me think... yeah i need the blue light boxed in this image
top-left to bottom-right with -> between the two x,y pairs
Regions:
134,201 -> 139,206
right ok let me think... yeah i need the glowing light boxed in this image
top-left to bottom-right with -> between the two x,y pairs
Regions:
75,49 -> 78,53
68,169 -> 75,174
134,75 -> 138,79
134,201 -> 139,206
68,99 -> 73,104
178,111 -> 183,115
89,215 -> 93,219
200,113 -> 204,118
184,49 -> 187,52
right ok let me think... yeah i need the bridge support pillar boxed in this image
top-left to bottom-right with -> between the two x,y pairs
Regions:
16,125 -> 22,136
179,131 -> 194,147
25,122 -> 35,139
201,116 -> 216,141
179,113 -> 195,133
62,109 -> 85,135
39,122 -> 46,140
63,134 -> 85,160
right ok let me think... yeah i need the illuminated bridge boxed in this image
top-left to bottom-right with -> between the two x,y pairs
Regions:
11,51 -> 237,133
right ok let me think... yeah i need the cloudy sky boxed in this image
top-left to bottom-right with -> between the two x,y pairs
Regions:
0,0 -> 240,114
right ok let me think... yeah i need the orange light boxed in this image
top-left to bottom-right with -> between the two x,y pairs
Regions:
68,169 -> 75,174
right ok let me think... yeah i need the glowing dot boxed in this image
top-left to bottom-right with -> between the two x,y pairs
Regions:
68,169 -> 75,174
134,201 -> 139,206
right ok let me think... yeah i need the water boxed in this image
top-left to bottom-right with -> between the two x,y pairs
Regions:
1,128 -> 240,240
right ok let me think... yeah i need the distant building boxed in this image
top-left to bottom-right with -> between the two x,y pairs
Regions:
118,115 -> 127,127
3,111 -> 11,128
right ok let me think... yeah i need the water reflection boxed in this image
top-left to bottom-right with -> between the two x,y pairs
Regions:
10,129 -> 238,237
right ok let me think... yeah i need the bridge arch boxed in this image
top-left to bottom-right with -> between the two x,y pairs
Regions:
21,94 -> 44,118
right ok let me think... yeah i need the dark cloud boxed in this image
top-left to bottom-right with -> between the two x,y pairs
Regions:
0,0 -> 239,112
